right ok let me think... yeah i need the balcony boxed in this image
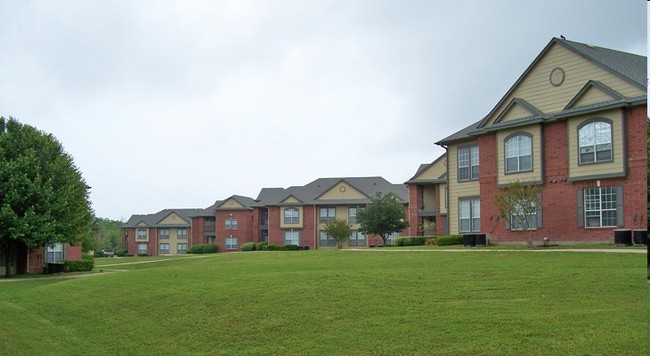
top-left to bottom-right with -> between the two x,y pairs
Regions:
259,218 -> 268,229
417,209 -> 436,217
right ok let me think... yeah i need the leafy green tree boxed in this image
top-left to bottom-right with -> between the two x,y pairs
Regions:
0,117 -> 93,277
323,218 -> 352,249
96,217 -> 122,250
356,192 -> 409,246
493,181 -> 541,248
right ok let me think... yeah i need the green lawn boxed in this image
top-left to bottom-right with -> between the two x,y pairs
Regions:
1,250 -> 647,355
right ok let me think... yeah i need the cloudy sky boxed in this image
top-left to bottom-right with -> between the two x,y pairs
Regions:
0,1 -> 646,221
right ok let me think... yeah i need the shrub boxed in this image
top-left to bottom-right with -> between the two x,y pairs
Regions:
425,238 -> 437,246
255,241 -> 268,251
138,253 -> 148,257
64,259 -> 94,272
115,249 -> 128,257
190,244 -> 218,254
436,235 -> 463,246
394,236 -> 428,246
82,252 -> 94,260
241,242 -> 256,251
266,244 -> 299,251
93,250 -> 104,258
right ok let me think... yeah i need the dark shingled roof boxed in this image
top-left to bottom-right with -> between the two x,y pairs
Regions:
122,208 -> 203,228
255,177 -> 408,206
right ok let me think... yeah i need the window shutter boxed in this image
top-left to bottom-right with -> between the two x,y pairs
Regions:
536,193 -> 543,228
616,186 -> 624,227
576,189 -> 584,227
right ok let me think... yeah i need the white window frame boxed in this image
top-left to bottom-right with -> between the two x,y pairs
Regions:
225,237 -> 239,250
45,243 -> 64,263
137,243 -> 148,255
284,208 -> 299,224
225,216 -> 238,230
136,228 -> 147,241
584,187 -> 617,227
578,121 -> 612,164
505,134 -> 532,173
459,198 -> 480,233
319,207 -> 336,223
284,231 -> 300,245
458,145 -> 479,181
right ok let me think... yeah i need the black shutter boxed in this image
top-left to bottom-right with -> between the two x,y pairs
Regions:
576,189 -> 584,227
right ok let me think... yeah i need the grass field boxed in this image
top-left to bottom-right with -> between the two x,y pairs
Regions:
1,249 -> 647,355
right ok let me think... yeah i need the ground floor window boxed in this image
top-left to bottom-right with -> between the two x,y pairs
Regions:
177,243 -> 187,254
348,231 -> 365,246
45,243 -> 64,263
225,237 -> 239,250
385,232 -> 400,246
137,243 -> 148,255
284,231 -> 300,245
319,230 -> 336,246
159,243 -> 170,254
510,203 -> 538,230
459,197 -> 480,233
584,186 -> 618,227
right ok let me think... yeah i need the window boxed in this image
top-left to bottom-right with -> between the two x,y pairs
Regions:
319,230 -> 336,246
385,232 -> 400,246
320,207 -> 336,223
284,208 -> 299,224
458,145 -> 479,181
459,198 -> 480,232
45,243 -> 64,263
510,203 -> 538,230
225,216 -> 238,230
584,187 -> 617,227
177,228 -> 187,240
136,228 -> 147,241
505,134 -> 532,173
159,243 -> 170,254
284,231 -> 300,245
137,243 -> 148,255
579,121 -> 612,164
348,207 -> 357,224
348,231 -> 365,246
159,228 -> 170,239
225,237 -> 239,250
177,243 -> 187,254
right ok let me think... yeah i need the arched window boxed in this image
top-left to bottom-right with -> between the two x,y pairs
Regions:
578,121 -> 612,164
505,134 -> 532,173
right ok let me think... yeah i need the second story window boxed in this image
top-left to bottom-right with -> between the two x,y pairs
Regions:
320,207 -> 336,223
137,228 -> 147,241
505,134 -> 532,173
284,208 -> 299,224
177,228 -> 187,239
458,145 -> 479,181
159,228 -> 170,239
579,121 -> 612,164
348,207 -> 357,224
225,216 -> 238,230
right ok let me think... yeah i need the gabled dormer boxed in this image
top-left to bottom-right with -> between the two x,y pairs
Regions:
564,80 -> 625,110
314,179 -> 369,201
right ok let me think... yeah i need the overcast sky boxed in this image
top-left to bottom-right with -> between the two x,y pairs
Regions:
0,1 -> 646,221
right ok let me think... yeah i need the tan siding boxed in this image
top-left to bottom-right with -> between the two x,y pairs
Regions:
572,86 -> 616,107
447,144 -> 480,234
568,108 -> 625,179
283,196 -> 300,203
496,124 -> 543,185
318,182 -> 367,200
159,213 -> 182,225
317,206 -> 360,230
439,183 -> 447,214
499,103 -> 535,122
486,44 -> 645,125
415,158 -> 446,180
280,206 -> 304,228
422,186 -> 435,210
222,199 -> 244,209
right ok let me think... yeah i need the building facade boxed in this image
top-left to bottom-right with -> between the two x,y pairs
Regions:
428,37 -> 647,244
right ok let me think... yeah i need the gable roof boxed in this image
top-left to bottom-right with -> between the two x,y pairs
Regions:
405,153 -> 447,184
122,208 -> 203,228
255,176 -> 408,206
215,195 -> 256,210
437,37 -> 647,145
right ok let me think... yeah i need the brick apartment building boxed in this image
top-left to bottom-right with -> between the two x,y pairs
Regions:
408,37 -> 647,244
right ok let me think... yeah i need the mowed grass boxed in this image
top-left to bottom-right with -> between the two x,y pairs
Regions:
1,250 -> 647,355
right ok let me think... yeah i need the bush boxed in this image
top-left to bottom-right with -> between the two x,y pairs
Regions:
190,244 -> 218,254
82,252 -> 94,260
115,249 -> 128,257
241,242 -> 256,251
64,259 -> 94,272
437,235 -> 463,246
255,241 -> 268,251
394,236 -> 428,246
425,238 -> 437,246
138,253 -> 148,257
266,244 -> 299,251
93,250 -> 104,258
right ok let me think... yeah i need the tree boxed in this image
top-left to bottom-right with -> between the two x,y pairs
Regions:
356,192 -> 409,246
95,217 -> 123,250
493,181 -> 541,248
0,117 -> 93,277
323,218 -> 352,249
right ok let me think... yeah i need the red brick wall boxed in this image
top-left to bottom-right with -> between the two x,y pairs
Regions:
216,210 -> 255,252
191,216 -> 206,246
267,207 -> 282,245
480,105 -> 647,244
66,244 -> 82,260
406,185 -> 422,236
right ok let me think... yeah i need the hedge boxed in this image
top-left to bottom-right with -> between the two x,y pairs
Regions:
436,235 -> 463,246
241,242 -> 256,251
394,236 -> 429,246
266,244 -> 299,251
255,241 -> 268,251
190,244 -> 218,254
64,259 -> 95,272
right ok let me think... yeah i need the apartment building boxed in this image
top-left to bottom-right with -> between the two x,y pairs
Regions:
426,37 -> 647,244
